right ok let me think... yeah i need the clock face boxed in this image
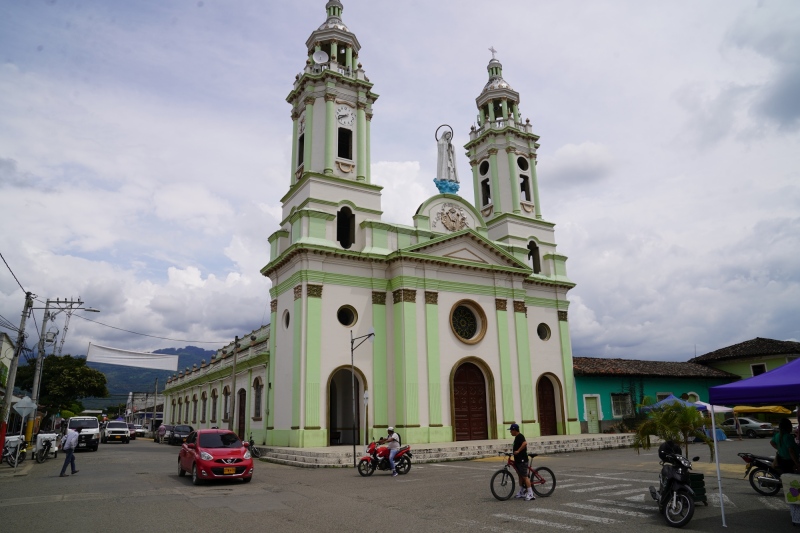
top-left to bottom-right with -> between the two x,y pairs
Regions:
336,105 -> 355,127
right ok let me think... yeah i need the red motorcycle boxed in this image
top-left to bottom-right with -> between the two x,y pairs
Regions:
357,441 -> 412,476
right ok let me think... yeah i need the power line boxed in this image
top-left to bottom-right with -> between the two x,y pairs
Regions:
73,313 -> 227,344
0,251 -> 26,292
0,313 -> 19,332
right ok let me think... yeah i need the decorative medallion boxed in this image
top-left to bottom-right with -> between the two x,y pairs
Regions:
392,288 -> 416,304
495,298 -> 507,311
558,310 -> 568,322
372,291 -> 386,305
449,300 -> 487,345
521,202 -> 534,213
481,205 -> 493,217
307,284 -> 323,298
513,301 -> 527,316
293,285 -> 303,300
425,291 -> 438,305
336,161 -> 355,173
433,202 -> 469,232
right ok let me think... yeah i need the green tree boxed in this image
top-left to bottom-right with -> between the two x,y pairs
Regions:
15,355 -> 108,416
633,403 -> 715,460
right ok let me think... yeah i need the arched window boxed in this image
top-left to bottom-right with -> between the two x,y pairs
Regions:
201,392 -> 207,423
297,134 -> 305,166
337,127 -> 353,160
184,396 -> 190,423
210,389 -> 218,423
527,240 -> 541,274
223,387 -> 231,421
171,400 -> 177,424
177,398 -> 183,425
520,174 -> 531,202
481,178 -> 492,206
192,395 -> 198,423
337,206 -> 355,249
253,378 -> 264,419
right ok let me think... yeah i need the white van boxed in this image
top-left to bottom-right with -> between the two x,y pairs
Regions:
67,416 -> 101,451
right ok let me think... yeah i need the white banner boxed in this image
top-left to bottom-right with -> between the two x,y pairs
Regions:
86,343 -> 179,371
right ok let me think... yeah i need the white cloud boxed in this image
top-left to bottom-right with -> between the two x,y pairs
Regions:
545,142 -> 615,187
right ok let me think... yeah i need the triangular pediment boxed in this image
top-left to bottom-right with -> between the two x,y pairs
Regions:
397,229 -> 529,271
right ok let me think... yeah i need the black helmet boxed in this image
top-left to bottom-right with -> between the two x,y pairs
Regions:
658,440 -> 681,461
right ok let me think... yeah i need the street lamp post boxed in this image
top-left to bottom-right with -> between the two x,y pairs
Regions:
350,327 -> 374,467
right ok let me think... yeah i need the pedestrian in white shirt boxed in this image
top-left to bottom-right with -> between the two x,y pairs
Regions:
59,428 -> 80,477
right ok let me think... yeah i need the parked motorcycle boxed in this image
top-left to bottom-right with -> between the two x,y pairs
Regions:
248,433 -> 262,459
357,441 -> 412,477
2,435 -> 28,467
737,452 -> 782,496
649,442 -> 698,528
35,432 -> 59,464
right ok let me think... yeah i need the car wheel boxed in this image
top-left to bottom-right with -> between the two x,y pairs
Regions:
191,464 -> 202,485
746,429 -> 757,438
178,459 -> 186,477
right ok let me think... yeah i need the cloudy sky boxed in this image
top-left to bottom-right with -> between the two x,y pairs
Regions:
1,0 -> 798,363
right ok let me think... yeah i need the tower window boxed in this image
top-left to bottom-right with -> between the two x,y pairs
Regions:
481,178 -> 491,206
338,127 -> 353,160
527,240 -> 541,274
520,174 -> 531,202
517,156 -> 529,171
337,206 -> 355,249
479,161 -> 489,176
297,134 -> 305,166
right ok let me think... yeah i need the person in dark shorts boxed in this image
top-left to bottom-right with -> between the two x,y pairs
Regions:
509,423 -> 535,500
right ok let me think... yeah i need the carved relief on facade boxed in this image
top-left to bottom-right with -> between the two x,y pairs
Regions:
513,301 -> 527,316
495,298 -> 507,311
433,202 -> 470,232
307,284 -> 323,298
372,291 -> 386,305
392,288 -> 416,304
425,291 -> 438,305
293,285 -> 303,300
558,310 -> 568,322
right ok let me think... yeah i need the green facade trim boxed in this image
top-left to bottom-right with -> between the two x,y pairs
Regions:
303,99 -> 314,172
514,311 -> 535,422
495,307 -> 514,422
489,150 -> 502,214
304,295 -> 322,429
507,148 -> 521,214
280,171 -> 383,205
292,295 -> 302,428
558,320 -> 579,429
425,300 -> 442,426
393,300 -> 419,427
372,301 -> 388,428
324,94 -> 335,175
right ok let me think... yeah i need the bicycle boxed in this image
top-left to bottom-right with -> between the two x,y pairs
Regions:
490,452 -> 556,501
248,433 -> 262,459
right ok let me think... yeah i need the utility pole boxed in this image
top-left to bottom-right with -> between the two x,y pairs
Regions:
228,336 -> 240,433
0,292 -> 34,447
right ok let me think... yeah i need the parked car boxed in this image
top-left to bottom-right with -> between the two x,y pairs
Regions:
127,424 -> 137,440
169,425 -> 194,445
133,425 -> 146,438
178,429 -> 253,485
720,417 -> 775,438
67,416 -> 101,451
155,424 -> 174,443
102,421 -> 131,444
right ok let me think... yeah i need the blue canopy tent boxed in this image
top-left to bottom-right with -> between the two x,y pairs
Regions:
706,356 -> 800,527
639,394 -> 708,412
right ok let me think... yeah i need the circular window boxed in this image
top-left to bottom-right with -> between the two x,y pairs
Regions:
537,323 -> 551,341
337,305 -> 358,327
283,310 -> 290,329
479,161 -> 490,176
517,156 -> 529,171
450,300 -> 487,344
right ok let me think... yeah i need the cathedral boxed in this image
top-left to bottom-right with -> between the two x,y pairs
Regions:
164,0 -> 580,448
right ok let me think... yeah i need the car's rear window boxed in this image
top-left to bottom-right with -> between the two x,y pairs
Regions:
108,422 -> 127,429
199,433 -> 242,448
69,419 -> 99,430
175,425 -> 192,432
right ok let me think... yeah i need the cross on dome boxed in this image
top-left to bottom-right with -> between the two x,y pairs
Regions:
489,46 -> 498,60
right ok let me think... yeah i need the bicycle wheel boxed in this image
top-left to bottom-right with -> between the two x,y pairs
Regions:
530,466 -> 556,497
490,469 -> 516,501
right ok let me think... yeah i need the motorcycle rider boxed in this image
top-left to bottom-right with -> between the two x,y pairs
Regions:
378,427 -> 400,477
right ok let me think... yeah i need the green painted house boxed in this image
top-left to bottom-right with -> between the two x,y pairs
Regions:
574,357 -> 736,434
689,337 -> 800,380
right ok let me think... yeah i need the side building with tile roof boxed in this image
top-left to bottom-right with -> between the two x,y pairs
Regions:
688,337 -> 800,380
573,357 -> 737,434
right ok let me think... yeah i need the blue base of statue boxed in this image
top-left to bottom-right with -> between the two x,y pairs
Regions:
434,179 -> 460,194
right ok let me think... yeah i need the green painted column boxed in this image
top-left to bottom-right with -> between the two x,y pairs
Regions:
479,107 -> 485,127
290,111 -> 299,185
371,292 -> 388,433
324,94 -> 335,175
292,287 -> 303,430
392,289 -> 419,429
529,152 -> 542,219
356,100 -> 366,182
488,102 -> 496,123
304,285 -> 323,432
424,292 -> 442,426
303,97 -> 314,174
513,303 -> 535,423
500,98 -> 508,122
268,300 -> 277,437
507,147 -> 520,213
366,113 -> 372,183
488,149 -> 502,213
331,41 -> 338,63
470,159 -> 481,210
512,103 -> 520,124
558,311 -> 580,434
346,46 -> 353,69
495,300 -> 514,423
245,368 -> 252,438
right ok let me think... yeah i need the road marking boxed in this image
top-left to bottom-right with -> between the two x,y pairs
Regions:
492,513 -> 583,530
571,483 -> 631,493
706,493 -> 735,508
557,481 -> 604,489
564,503 -> 650,517
562,473 -> 653,483
611,488 -> 649,496
625,494 -> 646,501
529,508 -> 619,524
758,496 -> 785,510
594,472 -> 626,476
429,463 -> 496,472
455,519 -> 521,533
587,498 -> 657,511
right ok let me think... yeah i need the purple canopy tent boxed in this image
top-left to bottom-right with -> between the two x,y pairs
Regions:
705,356 -> 800,527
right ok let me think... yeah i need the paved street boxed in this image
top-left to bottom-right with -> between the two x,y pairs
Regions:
0,436 -> 797,532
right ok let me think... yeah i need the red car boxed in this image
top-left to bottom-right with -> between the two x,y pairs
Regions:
177,429 -> 253,485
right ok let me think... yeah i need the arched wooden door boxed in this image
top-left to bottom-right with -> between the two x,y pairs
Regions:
537,378 -> 558,436
453,363 -> 488,441
237,388 -> 246,439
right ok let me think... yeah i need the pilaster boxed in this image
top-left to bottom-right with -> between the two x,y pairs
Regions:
392,289 -> 419,428
424,291 -> 442,427
495,298 -> 514,423
303,97 -> 315,174
506,147 -> 520,213
324,93 -> 336,175
356,101 -> 367,182
488,149 -> 502,214
558,310 -> 580,434
304,284 -> 323,441
371,291 -> 388,428
513,301 -> 535,423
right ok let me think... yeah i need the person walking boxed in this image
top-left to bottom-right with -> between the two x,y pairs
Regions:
59,427 -> 79,477
157,423 -> 166,444
509,423 -> 535,501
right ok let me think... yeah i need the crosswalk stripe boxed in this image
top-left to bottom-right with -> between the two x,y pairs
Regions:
529,508 -> 619,524
492,514 -> 583,531
625,494 -> 646,502
610,488 -> 648,496
706,493 -> 735,508
758,496 -> 785,511
587,498 -> 657,511
571,483 -> 631,493
564,503 -> 650,517
557,481 -> 604,489
563,473 -> 653,483
456,518 -> 521,533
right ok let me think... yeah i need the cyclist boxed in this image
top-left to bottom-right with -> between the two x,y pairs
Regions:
509,423 -> 535,500
378,427 -> 401,477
